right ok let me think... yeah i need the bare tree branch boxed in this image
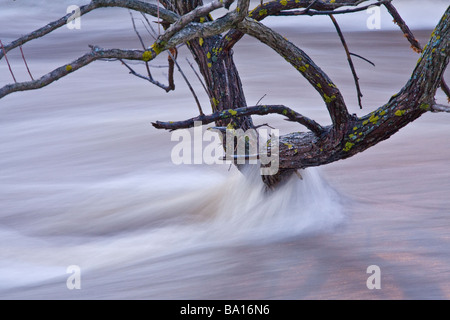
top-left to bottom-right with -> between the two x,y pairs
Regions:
222,0 -> 379,51
383,1 -> 450,101
431,103 -> 450,113
273,0 -> 391,16
0,0 -> 253,100
0,46 -> 155,99
152,105 -> 324,136
237,17 -> 351,127
0,0 -> 179,61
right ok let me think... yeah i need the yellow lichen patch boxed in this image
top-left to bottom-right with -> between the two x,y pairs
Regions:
199,38 -> 204,46
380,110 -> 386,116
199,17 -> 205,23
316,83 -> 322,89
420,103 -> 430,111
207,52 -> 212,59
369,114 -> 379,124
150,43 -> 162,55
228,109 -> 238,116
284,143 -> 293,150
142,50 -> 152,61
298,66 -> 307,72
280,0 -> 288,6
395,110 -> 406,116
282,109 -> 288,115
212,97 -> 220,107
207,62 -> 212,68
226,122 -> 235,130
65,64 -> 73,72
343,142 -> 354,152
362,120 -> 369,126
324,94 -> 336,103
259,9 -> 268,16
353,126 -> 358,131
330,0 -> 336,3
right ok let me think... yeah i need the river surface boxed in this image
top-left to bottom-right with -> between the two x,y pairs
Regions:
0,0 -> 449,299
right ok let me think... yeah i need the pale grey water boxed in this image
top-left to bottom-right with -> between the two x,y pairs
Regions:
0,1 -> 449,299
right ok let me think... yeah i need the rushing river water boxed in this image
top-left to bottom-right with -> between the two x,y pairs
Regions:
0,0 -> 449,299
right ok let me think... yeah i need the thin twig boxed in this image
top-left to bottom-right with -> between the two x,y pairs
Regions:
304,0 -> 319,14
119,58 -> 172,92
157,0 -> 161,36
129,11 -> 153,80
19,46 -> 34,81
140,12 -> 158,40
186,58 -> 210,98
349,53 -> 375,67
168,51 -> 204,116
329,14 -> 363,109
256,94 -> 267,106
0,40 -> 17,83
254,123 -> 275,129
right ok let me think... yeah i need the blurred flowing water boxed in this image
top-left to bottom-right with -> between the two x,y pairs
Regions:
0,0 -> 449,299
